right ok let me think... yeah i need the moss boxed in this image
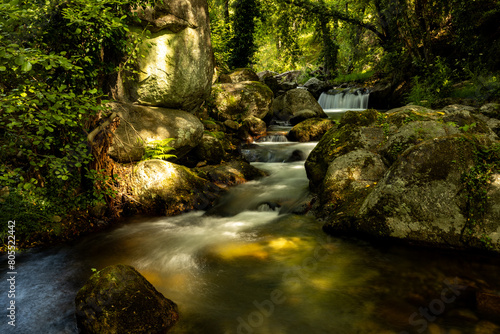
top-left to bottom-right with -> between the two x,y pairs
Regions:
339,108 -> 379,127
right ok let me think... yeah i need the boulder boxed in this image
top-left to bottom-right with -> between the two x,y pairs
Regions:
122,0 -> 214,112
195,160 -> 268,188
194,134 -> 225,165
75,264 -> 178,334
321,150 -> 387,207
257,70 -> 278,82
302,77 -> 329,99
270,88 -> 327,122
354,135 -> 500,251
380,120 -> 459,164
287,118 -> 336,142
129,159 -> 223,215
228,68 -> 259,83
210,82 -> 273,122
108,103 -> 204,162
305,119 -> 385,190
239,116 -> 267,141
307,105 -> 500,253
289,109 -> 318,126
480,103 -> 500,119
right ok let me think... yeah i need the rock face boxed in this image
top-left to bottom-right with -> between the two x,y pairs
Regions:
130,159 -> 223,215
210,81 -> 274,121
123,0 -> 214,112
307,105 -> 500,253
108,103 -> 204,162
270,88 -> 327,122
75,264 -> 179,334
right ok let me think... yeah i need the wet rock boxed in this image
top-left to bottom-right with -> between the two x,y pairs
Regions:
75,264 -> 179,334
130,159 -> 223,215
284,149 -> 307,162
270,88 -> 327,122
195,160 -> 268,188
287,118 -> 336,142
108,102 -> 203,162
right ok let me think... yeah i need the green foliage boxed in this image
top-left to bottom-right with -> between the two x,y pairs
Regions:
141,138 -> 177,161
0,0 -> 156,248
228,0 -> 259,68
332,70 -> 374,84
406,57 -> 454,107
461,142 -> 500,249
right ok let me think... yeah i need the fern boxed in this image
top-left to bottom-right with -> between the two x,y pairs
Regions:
141,138 -> 177,161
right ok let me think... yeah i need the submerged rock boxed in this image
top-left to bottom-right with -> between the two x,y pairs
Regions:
75,264 -> 178,334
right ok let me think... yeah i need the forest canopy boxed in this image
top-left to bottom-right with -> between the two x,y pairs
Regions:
210,0 -> 500,95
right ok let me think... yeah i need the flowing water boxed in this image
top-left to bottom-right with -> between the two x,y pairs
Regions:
318,89 -> 370,120
1,125 -> 500,334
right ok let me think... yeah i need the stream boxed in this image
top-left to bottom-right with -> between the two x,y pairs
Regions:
2,124 -> 500,334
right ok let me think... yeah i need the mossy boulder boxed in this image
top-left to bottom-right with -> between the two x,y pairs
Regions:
121,0 -> 213,112
380,120 -> 459,164
305,121 -> 385,190
308,105 -> 500,253
339,108 -> 379,127
270,88 -> 327,122
129,160 -> 223,215
75,264 -> 179,334
239,116 -> 267,141
193,134 -> 225,165
228,68 -> 259,83
108,103 -> 203,162
210,81 -> 273,122
287,118 -> 337,142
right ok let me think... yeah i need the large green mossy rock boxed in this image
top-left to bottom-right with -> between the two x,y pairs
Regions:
287,118 -> 337,142
308,106 -> 500,253
352,135 -> 500,251
75,264 -> 179,334
123,0 -> 214,112
210,81 -> 274,122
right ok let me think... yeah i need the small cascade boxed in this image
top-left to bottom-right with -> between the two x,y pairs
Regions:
257,133 -> 288,143
318,88 -> 370,110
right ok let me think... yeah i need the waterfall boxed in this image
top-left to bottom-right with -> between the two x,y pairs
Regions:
318,89 -> 370,110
